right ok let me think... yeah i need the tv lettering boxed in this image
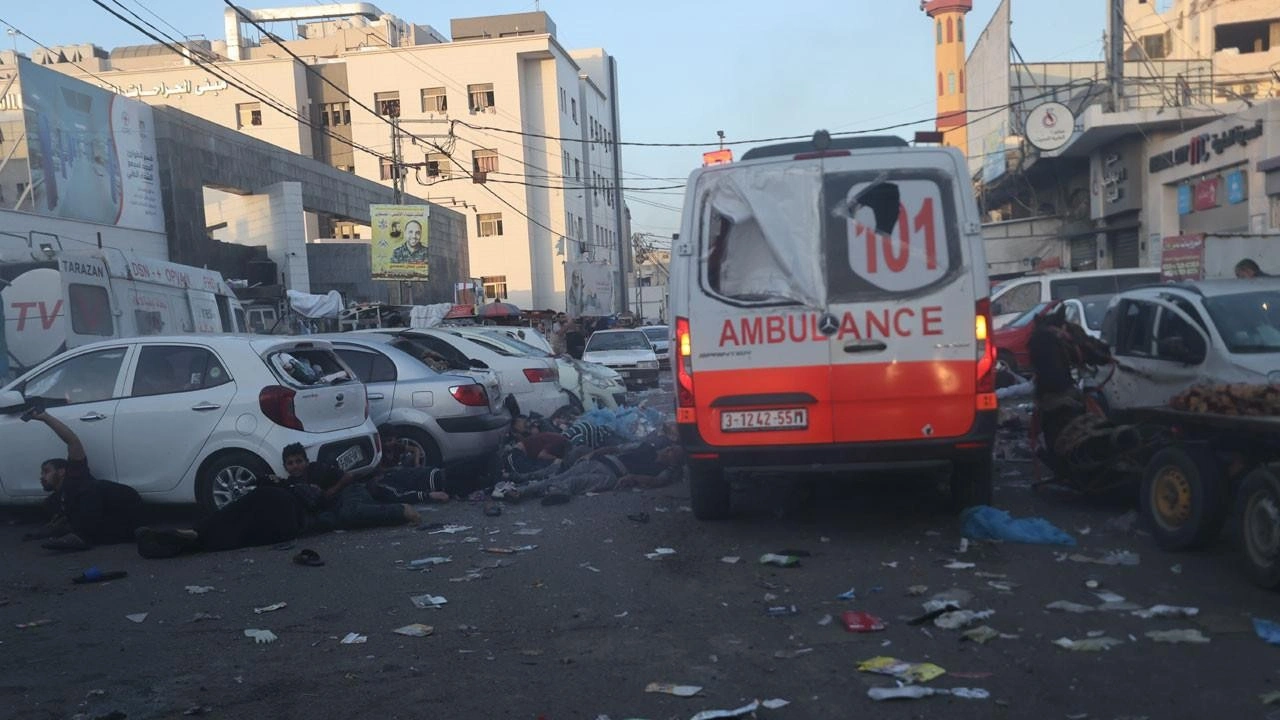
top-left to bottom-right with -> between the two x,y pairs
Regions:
10,300 -> 63,331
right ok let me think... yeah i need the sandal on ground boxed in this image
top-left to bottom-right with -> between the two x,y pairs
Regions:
42,533 -> 91,552
293,549 -> 325,567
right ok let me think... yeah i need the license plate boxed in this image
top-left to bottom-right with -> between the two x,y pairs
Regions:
336,445 -> 365,471
720,408 -> 808,432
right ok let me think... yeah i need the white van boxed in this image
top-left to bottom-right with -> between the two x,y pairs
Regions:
669,132 -> 998,520
2,248 -> 245,375
991,268 -> 1161,329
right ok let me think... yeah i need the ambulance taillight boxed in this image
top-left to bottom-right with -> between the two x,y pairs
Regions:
975,298 -> 998,409
675,316 -> 696,423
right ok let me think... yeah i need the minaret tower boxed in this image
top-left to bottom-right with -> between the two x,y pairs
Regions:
923,0 -> 973,152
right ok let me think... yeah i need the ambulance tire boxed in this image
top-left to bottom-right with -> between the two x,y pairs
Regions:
689,462 -> 731,521
951,456 -> 994,511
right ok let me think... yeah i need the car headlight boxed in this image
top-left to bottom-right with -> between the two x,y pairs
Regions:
639,361 -> 658,369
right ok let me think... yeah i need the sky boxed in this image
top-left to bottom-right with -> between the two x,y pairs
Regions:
1,1 -> 1108,241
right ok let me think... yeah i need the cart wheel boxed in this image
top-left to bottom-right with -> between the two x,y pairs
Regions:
1235,466 -> 1280,590
1140,446 -> 1227,550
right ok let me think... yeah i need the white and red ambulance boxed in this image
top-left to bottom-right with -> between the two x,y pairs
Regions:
2,247 -> 245,375
668,132 -> 998,519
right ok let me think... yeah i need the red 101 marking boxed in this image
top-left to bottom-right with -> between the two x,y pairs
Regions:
862,197 -> 937,274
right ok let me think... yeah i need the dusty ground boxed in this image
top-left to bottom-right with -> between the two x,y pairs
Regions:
2,416 -> 1279,719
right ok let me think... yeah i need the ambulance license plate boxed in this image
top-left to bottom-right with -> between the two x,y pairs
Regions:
336,445 -> 365,471
720,408 -> 808,432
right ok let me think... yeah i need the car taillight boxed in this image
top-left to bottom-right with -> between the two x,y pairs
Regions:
258,385 -> 304,430
975,298 -> 998,405
523,367 -> 558,383
675,316 -> 695,422
450,384 -> 490,407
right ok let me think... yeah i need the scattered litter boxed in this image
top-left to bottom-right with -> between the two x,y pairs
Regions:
935,609 -> 994,630
910,606 -> 960,626
961,505 -> 1076,546
340,632 -> 367,645
842,611 -> 887,632
1252,618 -> 1280,646
1053,636 -> 1123,652
763,593 -> 778,602
817,614 -> 833,626
393,624 -> 434,637
1146,629 -> 1209,644
836,587 -> 858,601
16,619 -> 53,629
448,572 -> 486,583
410,594 -> 448,609
614,611 -> 629,618
1132,605 -> 1199,619
626,512 -> 650,523
126,613 -> 148,623
882,561 -> 899,569
868,686 -> 990,701
1104,510 -> 1139,534
1046,601 -> 1095,614
72,568 -> 128,584
759,553 -> 801,567
773,647 -> 814,659
906,585 -> 929,596
185,585 -> 215,595
858,656 -> 946,683
766,605 -> 799,617
644,682 -> 702,697
762,699 -> 790,710
923,589 -> 972,612
943,561 -> 976,570
961,625 -> 1016,644
580,562 -> 601,573
690,700 -> 760,720
1171,564 -> 1183,575
1060,550 -> 1140,566
987,581 -> 1017,593
974,571 -> 1007,579
720,556 -> 741,564
645,548 -> 677,560
1077,526 -> 1092,536
1094,590 -> 1126,604
244,629 -> 277,644
1085,579 -> 1100,589
253,602 -> 287,614
513,528 -> 543,536
1261,691 -> 1280,705
188,613 -> 221,623
428,524 -> 473,535
409,557 -> 452,567
182,705 -> 213,716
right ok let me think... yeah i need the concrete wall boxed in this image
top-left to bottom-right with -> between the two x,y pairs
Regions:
204,183 -> 310,290
981,216 -> 1068,277
306,242 -> 389,305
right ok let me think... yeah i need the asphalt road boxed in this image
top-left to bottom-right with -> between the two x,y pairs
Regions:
3,415 -> 1279,719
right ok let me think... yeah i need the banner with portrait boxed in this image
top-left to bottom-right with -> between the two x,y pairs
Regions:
565,262 -> 615,316
371,204 -> 430,280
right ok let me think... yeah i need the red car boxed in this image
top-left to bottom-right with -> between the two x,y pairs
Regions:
993,301 -> 1057,374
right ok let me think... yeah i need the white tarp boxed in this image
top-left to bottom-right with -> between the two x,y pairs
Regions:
699,164 -> 827,309
410,303 -> 454,329
287,289 -> 344,319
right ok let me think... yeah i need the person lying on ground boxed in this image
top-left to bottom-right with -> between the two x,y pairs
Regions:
550,407 -> 617,452
135,444 -> 418,558
368,425 -> 450,504
501,429 -> 572,479
24,409 -> 143,552
493,442 -> 685,502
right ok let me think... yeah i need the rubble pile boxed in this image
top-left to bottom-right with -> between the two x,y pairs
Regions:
1169,384 -> 1280,417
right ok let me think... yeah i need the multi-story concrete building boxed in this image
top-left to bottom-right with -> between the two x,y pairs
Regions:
31,5 -> 628,311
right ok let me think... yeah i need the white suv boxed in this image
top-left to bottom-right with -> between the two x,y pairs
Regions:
0,335 -> 380,510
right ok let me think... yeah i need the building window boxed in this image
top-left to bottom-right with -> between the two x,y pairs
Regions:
946,17 -> 953,43
375,91 -> 400,117
938,73 -> 944,96
320,102 -> 350,127
576,216 -> 583,240
571,97 -> 577,124
574,158 -> 581,181
236,102 -> 262,129
936,20 -> 943,45
68,284 -> 113,336
380,157 -> 400,180
959,70 -> 965,93
563,151 -> 571,178
1141,32 -> 1170,59
420,87 -> 447,113
477,212 -> 504,237
468,83 -> 495,112
957,17 -> 964,43
947,72 -> 957,95
482,275 -> 508,300
472,149 -> 499,174
426,152 -> 452,178
559,87 -> 566,113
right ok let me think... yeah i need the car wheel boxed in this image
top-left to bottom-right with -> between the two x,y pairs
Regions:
951,454 -> 994,511
1140,446 -> 1226,550
197,450 -> 270,513
689,461 -> 731,521
1235,466 -> 1280,589
397,426 -> 443,468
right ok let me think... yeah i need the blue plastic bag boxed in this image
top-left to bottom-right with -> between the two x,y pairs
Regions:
960,505 -> 1077,546
1253,618 -> 1280,646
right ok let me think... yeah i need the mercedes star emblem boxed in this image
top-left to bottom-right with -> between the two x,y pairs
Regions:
818,313 -> 839,337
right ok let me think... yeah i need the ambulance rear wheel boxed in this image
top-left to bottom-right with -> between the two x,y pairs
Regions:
951,456 -> 994,511
689,462 -> 731,521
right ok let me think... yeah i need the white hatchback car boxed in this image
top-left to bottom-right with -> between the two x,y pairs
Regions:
582,329 -> 660,390
0,335 -> 380,511
450,327 -> 628,411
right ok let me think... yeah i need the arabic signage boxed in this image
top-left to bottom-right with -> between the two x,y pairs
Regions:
1177,185 -> 1193,215
370,204 -> 430,280
1161,235 -> 1205,281
1090,140 -> 1142,219
17,57 -> 164,233
1193,178 -> 1219,211
565,261 -> 614,316
1024,102 -> 1074,152
111,79 -> 230,99
1148,119 -> 1264,174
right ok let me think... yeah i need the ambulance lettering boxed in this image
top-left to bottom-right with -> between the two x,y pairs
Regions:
718,307 -> 944,347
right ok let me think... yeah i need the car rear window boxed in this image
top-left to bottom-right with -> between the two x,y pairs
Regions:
268,347 -> 354,387
586,332 -> 648,351
642,328 -> 667,341
698,167 -> 962,306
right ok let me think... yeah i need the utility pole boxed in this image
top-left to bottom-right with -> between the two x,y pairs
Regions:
390,116 -> 404,204
1107,0 -> 1125,111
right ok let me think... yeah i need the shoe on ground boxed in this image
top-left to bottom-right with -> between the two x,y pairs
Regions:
491,481 -> 517,500
41,533 -> 91,552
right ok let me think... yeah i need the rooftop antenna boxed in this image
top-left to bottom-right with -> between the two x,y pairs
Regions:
716,130 -> 725,150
